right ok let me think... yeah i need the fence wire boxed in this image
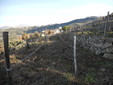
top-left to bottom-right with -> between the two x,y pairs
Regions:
58,35 -> 73,48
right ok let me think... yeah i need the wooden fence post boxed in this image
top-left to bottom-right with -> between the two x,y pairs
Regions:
74,36 -> 77,75
26,40 -> 30,50
3,32 -> 12,85
104,11 -> 109,37
107,12 -> 111,31
45,35 -> 47,45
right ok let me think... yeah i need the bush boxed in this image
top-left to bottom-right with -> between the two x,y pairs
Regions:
84,73 -> 95,84
22,33 -> 30,40
62,26 -> 70,31
106,32 -> 113,37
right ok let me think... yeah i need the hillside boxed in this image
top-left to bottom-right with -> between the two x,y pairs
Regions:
26,16 -> 99,33
0,31 -> 113,85
1,14 -> 113,85
0,16 -> 99,43
81,12 -> 113,33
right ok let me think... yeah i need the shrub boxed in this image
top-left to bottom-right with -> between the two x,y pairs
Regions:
84,73 -> 95,84
62,26 -> 70,31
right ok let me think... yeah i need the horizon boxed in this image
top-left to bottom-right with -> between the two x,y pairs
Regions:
0,0 -> 113,27
0,16 -> 100,27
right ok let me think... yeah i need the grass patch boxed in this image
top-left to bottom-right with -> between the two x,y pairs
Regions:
106,31 -> 113,37
84,72 -> 95,84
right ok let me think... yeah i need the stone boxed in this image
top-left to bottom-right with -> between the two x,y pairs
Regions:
103,53 -> 113,59
107,38 -> 113,42
101,49 -> 106,54
100,68 -> 106,72
94,43 -> 103,48
106,47 -> 113,53
102,43 -> 112,49
94,43 -> 112,49
95,49 -> 102,55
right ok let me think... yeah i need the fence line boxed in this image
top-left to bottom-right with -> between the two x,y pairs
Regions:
8,32 -> 78,83
58,34 -> 78,76
11,35 -> 50,68
7,33 -> 73,65
21,43 -> 43,62
19,36 -> 49,62
9,36 -> 43,55
59,34 -> 78,77
17,34 -> 72,62
58,36 -> 73,48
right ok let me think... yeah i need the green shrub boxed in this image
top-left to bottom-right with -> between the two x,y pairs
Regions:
62,26 -> 70,31
84,73 -> 95,84
106,32 -> 113,37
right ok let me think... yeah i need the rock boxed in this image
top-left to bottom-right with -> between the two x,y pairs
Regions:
103,53 -> 113,59
102,43 -> 112,49
101,49 -> 106,54
100,68 -> 106,72
94,43 -> 103,48
78,35 -> 113,56
95,49 -> 102,55
107,38 -> 113,42
106,47 -> 113,53
94,43 -> 112,49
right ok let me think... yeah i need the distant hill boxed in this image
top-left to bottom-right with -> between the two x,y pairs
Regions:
26,16 -> 99,33
0,26 -> 10,29
0,16 -> 99,43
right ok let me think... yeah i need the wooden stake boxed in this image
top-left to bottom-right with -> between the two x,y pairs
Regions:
104,11 -> 109,36
26,40 -> 30,50
107,12 -> 110,31
74,36 -> 77,75
45,35 -> 47,44
3,32 -> 12,85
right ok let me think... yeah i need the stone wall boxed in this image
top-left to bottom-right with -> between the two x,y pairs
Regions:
77,34 -> 113,59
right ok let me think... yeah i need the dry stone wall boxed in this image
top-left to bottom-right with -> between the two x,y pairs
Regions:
77,34 -> 113,59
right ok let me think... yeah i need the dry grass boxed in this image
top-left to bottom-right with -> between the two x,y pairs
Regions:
0,32 -> 113,85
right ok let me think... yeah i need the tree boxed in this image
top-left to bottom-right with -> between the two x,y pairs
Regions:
22,33 -> 30,50
62,26 -> 70,31
22,33 -> 28,40
34,32 -> 40,37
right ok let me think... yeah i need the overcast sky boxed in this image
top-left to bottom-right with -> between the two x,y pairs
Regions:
0,0 -> 113,26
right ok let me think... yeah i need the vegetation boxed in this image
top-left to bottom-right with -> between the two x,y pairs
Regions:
0,32 -> 113,85
0,14 -> 113,85
84,73 -> 95,84
62,26 -> 71,31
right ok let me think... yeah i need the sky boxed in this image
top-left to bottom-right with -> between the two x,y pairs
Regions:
0,0 -> 113,27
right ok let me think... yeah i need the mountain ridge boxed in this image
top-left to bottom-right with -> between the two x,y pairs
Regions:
26,16 -> 99,33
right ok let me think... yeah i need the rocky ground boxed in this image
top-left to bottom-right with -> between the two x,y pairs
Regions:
0,32 -> 113,85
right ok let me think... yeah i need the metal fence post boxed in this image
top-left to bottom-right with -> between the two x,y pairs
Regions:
74,36 -> 77,75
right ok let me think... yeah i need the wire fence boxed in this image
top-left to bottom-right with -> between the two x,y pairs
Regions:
9,37 -> 42,55
59,36 -> 73,48
2,31 -> 78,85
10,35 -> 50,68
9,33 -> 74,69
20,43 -> 43,62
